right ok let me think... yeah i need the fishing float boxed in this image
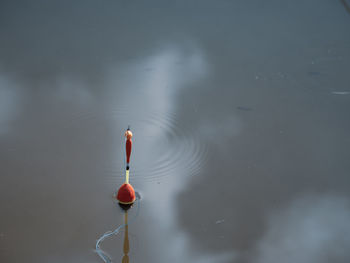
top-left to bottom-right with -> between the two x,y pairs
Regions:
116,127 -> 136,206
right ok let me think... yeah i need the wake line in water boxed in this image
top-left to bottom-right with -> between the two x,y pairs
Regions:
95,198 -> 140,263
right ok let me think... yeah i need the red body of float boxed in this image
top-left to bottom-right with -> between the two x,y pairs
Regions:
126,139 -> 132,164
117,183 -> 136,204
117,128 -> 135,205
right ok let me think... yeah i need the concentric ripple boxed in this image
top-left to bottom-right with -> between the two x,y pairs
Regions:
132,112 -> 208,181
67,107 -> 208,182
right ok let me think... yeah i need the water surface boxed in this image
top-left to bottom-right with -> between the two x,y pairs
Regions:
1,1 -> 350,262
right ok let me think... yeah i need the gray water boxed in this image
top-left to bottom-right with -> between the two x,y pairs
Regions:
1,1 -> 350,262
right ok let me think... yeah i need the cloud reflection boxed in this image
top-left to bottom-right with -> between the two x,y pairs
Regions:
104,46 -> 234,262
55,75 -> 92,104
253,194 -> 350,263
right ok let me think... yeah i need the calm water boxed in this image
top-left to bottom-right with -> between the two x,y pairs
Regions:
1,1 -> 350,262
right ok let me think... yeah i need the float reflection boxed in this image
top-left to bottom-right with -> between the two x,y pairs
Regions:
122,211 -> 130,263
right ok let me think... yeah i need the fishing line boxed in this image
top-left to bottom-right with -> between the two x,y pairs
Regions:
95,197 -> 140,263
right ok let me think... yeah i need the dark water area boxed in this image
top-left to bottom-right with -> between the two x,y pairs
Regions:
1,0 -> 350,262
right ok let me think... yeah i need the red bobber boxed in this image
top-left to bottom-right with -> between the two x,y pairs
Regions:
125,129 -> 133,165
117,127 -> 135,205
117,183 -> 136,204
126,139 -> 132,164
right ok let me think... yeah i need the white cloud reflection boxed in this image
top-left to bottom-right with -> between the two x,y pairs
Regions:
253,194 -> 350,263
55,75 -> 92,104
137,47 -> 234,263
106,46 -> 208,115
105,46 -> 234,262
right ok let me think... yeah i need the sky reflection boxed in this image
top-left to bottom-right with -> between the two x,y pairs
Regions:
0,75 -> 21,136
103,46 -> 234,262
1,1 -> 350,263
